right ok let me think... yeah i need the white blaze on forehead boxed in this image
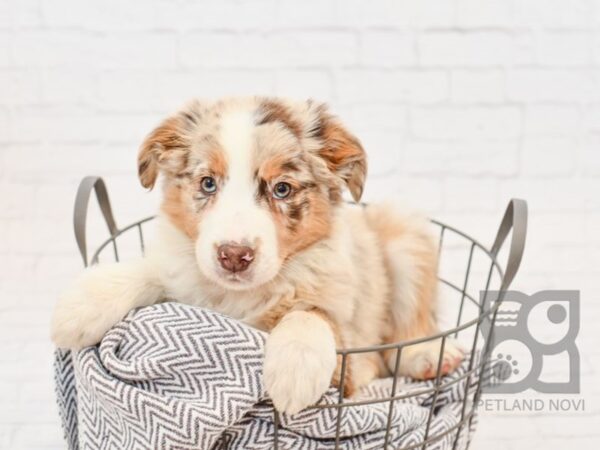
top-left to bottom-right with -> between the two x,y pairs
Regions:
195,107 -> 281,290
218,109 -> 256,187
208,108 -> 265,243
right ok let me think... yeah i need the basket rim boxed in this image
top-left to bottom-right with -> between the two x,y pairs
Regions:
89,214 -> 506,353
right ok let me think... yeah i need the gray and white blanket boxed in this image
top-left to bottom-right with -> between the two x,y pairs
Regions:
54,303 -> 478,449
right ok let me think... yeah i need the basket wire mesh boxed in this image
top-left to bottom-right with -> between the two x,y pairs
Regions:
74,176 -> 527,450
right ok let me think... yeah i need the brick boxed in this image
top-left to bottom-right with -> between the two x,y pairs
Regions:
582,105 -> 600,132
275,0 -> 337,28
33,183 -> 79,222
403,0 -> 456,28
8,112 -> 103,143
0,109 -> 9,140
475,415 -> 542,440
448,140 -> 519,176
12,0 -> 42,28
395,176 -> 444,212
41,0 -> 158,31
155,70 -> 276,108
581,134 -> 600,176
402,140 -> 449,175
0,70 -> 41,106
507,69 -> 600,102
456,0 -> 513,27
3,217 -> 73,255
155,0 -> 276,30
11,31 -> 99,68
357,129 -> 403,176
521,137 -> 577,176
594,33 -> 600,65
270,31 -> 358,67
451,69 -> 505,103
525,105 -> 580,136
537,32 -> 593,66
97,70 -> 159,112
336,70 -> 448,104
444,178 -> 500,212
40,247 -> 81,286
584,179 -> 600,210
12,425 -> 63,448
409,106 -> 522,139
500,179 -> 586,212
338,105 -> 409,132
361,174 -> 444,213
0,382 -> 19,409
181,31 -> 358,69
0,2 -> 9,29
533,212 -> 587,247
0,425 -> 13,450
20,378 -> 62,405
0,0 -> 43,30
0,307 -> 56,327
532,244 -> 591,273
3,142 -> 129,183
404,139 -> 519,177
0,32 -> 12,65
179,32 -> 240,68
0,256 -> 36,294
360,30 -> 416,67
513,0 -> 593,29
335,0 -> 455,28
41,68 -> 96,105
274,70 -> 333,103
419,32 -> 533,67
9,111 -> 159,145
97,32 -> 179,70
523,438 -> 600,450
0,182 -> 36,219
468,437 -> 512,450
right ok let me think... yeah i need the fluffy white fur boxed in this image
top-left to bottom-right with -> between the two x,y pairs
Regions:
195,110 -> 281,290
52,260 -> 164,350
51,97 -> 464,415
264,311 -> 337,414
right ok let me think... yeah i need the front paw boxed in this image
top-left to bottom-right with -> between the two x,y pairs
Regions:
51,299 -> 109,350
401,339 -> 464,380
263,311 -> 337,415
51,265 -> 126,349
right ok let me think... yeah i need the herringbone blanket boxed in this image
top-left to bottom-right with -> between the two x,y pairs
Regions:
54,303 -> 478,449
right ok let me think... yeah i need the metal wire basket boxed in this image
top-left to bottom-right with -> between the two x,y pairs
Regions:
72,176 -> 528,450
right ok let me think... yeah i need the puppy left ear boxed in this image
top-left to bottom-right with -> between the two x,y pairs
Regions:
312,108 -> 367,202
138,115 -> 189,189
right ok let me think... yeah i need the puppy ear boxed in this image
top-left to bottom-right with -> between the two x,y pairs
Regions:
312,107 -> 367,202
137,115 -> 190,189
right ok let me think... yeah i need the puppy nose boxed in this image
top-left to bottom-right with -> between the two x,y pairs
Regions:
217,244 -> 255,273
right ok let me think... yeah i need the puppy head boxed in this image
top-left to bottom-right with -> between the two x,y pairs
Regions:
138,97 -> 367,291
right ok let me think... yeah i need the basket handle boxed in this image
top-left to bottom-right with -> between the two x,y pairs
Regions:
74,176 -> 118,267
490,198 -> 528,291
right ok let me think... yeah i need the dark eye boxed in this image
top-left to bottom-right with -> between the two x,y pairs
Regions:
200,177 -> 217,194
273,182 -> 292,199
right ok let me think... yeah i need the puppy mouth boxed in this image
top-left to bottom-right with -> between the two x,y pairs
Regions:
221,272 -> 251,283
196,245 -> 280,291
212,266 -> 256,288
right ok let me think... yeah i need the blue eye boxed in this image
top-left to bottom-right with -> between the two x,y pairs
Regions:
273,182 -> 292,199
200,177 -> 217,194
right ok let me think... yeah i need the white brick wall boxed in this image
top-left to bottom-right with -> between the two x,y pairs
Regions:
0,0 -> 599,448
